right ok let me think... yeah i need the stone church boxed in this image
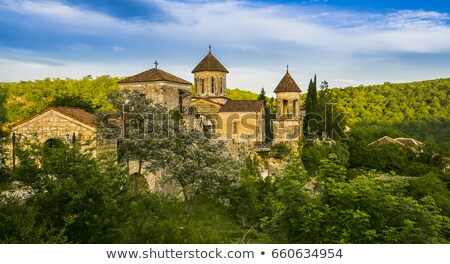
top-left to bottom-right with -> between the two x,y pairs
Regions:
10,48 -> 303,154
118,48 -> 303,147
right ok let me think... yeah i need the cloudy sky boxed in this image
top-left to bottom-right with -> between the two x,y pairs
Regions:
0,0 -> 449,95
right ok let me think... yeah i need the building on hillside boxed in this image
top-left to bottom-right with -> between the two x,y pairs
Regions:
368,136 -> 424,153
272,68 -> 303,144
10,107 -> 115,156
118,61 -> 192,113
118,48 -> 303,147
10,48 -> 304,156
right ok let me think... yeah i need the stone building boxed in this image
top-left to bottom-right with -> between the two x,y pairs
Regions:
10,48 -> 304,155
272,68 -> 303,143
10,107 -> 115,156
115,49 -> 303,146
190,50 -> 265,143
118,62 -> 192,112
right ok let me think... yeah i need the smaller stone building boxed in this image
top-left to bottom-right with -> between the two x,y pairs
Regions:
272,69 -> 303,144
10,107 -> 114,156
118,65 -> 192,112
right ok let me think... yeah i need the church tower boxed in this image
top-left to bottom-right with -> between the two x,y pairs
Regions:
272,67 -> 303,143
192,46 -> 229,105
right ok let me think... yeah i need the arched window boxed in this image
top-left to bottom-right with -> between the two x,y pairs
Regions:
201,78 -> 205,94
282,100 -> 288,116
233,122 -> 238,134
211,77 -> 215,94
194,78 -> 198,95
293,100 -> 299,117
220,77 -> 223,94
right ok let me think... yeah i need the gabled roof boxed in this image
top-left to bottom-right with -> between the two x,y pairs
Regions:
274,71 -> 301,93
192,97 -> 226,106
368,136 -> 424,152
395,138 -> 424,149
119,68 -> 191,85
192,52 -> 229,73
368,136 -> 398,146
219,100 -> 264,112
11,107 -> 96,129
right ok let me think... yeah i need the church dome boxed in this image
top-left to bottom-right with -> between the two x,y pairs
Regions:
274,71 -> 301,93
192,51 -> 229,73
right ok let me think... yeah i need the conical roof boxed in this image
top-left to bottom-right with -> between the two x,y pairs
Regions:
119,68 -> 191,85
192,52 -> 229,73
274,71 -> 301,93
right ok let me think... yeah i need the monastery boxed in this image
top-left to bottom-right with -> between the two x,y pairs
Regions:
10,48 -> 304,155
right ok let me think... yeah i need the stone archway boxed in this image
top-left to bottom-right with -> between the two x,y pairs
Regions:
199,114 -> 216,133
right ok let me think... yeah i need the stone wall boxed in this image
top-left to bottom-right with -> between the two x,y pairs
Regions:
272,119 -> 302,144
119,81 -> 192,110
193,72 -> 227,97
11,109 -> 96,146
215,110 -> 265,143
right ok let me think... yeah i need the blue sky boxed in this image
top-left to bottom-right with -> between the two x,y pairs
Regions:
0,0 -> 449,95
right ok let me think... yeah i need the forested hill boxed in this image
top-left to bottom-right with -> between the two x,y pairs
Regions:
330,78 -> 450,125
1,76 -> 449,131
0,76 -> 120,128
226,88 -> 259,100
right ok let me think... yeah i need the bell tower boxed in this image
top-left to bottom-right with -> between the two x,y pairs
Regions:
192,46 -> 229,104
272,66 -> 303,143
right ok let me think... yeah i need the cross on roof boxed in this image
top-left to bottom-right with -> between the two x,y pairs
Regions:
154,60 -> 159,69
209,45 -> 211,54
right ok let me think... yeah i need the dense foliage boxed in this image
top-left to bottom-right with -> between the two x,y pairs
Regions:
0,77 -> 449,244
0,75 -> 119,129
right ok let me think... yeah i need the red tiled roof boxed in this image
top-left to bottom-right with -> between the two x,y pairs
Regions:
219,100 -> 264,112
192,52 -> 229,73
119,68 -> 191,85
274,72 -> 301,93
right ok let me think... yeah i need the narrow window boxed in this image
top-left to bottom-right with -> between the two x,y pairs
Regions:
220,77 -> 223,94
233,122 -> 238,134
201,78 -> 205,94
211,77 -> 215,94
293,100 -> 299,117
283,100 -> 288,116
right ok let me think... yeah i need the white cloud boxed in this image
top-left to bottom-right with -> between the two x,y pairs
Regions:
2,0 -> 450,54
0,0 -> 151,35
113,46 -> 125,52
1,0 -> 450,88
70,43 -> 92,52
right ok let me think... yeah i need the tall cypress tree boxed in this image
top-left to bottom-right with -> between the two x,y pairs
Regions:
259,87 -> 273,141
303,75 -> 319,138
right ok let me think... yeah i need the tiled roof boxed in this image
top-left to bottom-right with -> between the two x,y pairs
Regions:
53,107 -> 97,128
192,52 -> 229,73
11,107 -> 96,129
368,136 -> 424,152
274,72 -> 301,93
219,100 -> 264,112
394,138 -> 424,149
119,68 -> 191,85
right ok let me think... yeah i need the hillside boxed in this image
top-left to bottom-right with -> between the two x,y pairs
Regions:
226,88 -> 259,100
330,78 -> 450,124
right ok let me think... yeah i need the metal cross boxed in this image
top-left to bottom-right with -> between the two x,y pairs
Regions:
154,60 -> 159,69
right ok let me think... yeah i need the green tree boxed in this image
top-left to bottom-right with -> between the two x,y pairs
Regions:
1,140 -> 128,243
303,76 -> 319,138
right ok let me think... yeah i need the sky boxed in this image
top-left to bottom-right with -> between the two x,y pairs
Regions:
0,0 -> 449,95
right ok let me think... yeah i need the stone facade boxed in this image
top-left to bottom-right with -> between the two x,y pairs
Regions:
119,81 -> 191,111
193,72 -> 227,97
10,107 -> 115,156
272,71 -> 303,144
